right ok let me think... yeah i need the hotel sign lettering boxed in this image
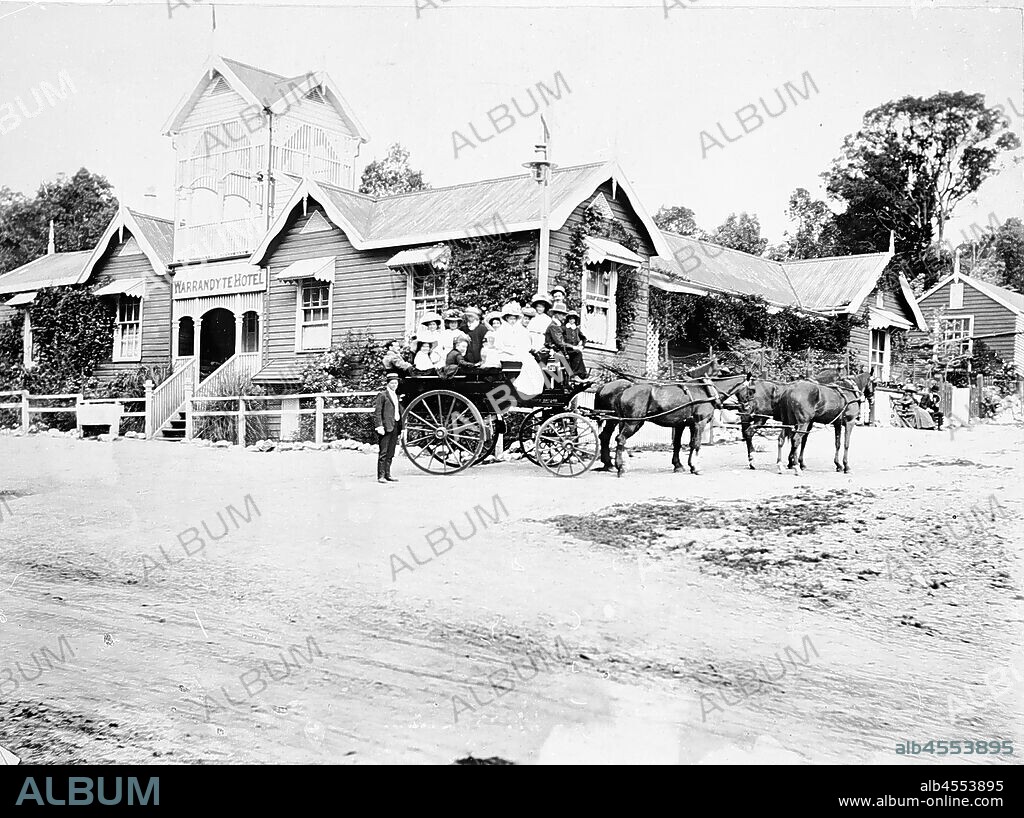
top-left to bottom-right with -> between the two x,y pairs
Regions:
173,265 -> 266,300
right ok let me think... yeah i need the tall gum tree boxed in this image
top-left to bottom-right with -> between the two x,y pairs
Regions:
824,92 -> 1019,287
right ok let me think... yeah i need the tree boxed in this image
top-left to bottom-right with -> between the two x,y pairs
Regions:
0,168 -> 119,274
706,212 -> 768,256
994,217 -> 1024,291
775,188 -> 843,260
358,143 -> 430,197
654,204 -> 699,236
824,92 -> 1019,288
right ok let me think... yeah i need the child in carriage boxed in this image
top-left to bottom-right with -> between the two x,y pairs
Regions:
413,338 -> 442,373
443,335 -> 477,377
562,310 -> 590,382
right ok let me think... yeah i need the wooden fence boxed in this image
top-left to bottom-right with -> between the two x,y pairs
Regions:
186,392 -> 377,446
0,389 -> 151,436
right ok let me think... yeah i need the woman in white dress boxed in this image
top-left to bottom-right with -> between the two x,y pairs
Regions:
494,302 -> 544,398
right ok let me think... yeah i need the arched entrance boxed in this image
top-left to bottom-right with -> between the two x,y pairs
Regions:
199,308 -> 235,380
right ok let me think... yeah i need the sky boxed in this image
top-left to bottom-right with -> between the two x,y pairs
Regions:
0,0 -> 1021,244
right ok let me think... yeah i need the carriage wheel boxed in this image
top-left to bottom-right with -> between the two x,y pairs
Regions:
534,412 -> 600,477
401,390 -> 486,475
517,408 -> 548,463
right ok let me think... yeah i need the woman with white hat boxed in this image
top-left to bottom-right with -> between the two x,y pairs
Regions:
417,311 -> 443,345
437,308 -> 463,359
528,292 -> 553,350
495,301 -> 544,397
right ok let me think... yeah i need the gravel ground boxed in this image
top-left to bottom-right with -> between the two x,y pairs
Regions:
0,422 -> 1021,765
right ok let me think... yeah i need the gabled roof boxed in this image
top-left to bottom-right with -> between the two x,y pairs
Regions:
920,271 -> 1024,316
0,250 -> 92,296
161,56 -> 369,142
652,231 -> 921,325
80,206 -> 174,284
250,162 -> 671,263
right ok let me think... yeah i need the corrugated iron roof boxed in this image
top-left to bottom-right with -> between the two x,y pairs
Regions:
221,57 -> 290,107
785,253 -> 892,311
970,277 -> 1024,315
653,232 -> 797,305
652,230 -> 893,312
315,163 -> 606,244
127,209 -> 174,267
0,250 -> 92,295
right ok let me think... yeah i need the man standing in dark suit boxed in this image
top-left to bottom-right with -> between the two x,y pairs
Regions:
373,372 -> 403,483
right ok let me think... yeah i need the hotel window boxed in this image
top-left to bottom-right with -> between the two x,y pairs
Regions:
299,281 -> 331,351
114,297 -> 142,362
242,311 -> 260,353
411,267 -> 447,325
940,316 -> 973,358
869,329 -> 888,381
583,261 -> 618,349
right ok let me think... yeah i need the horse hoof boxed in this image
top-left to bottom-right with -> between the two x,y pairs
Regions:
844,467 -> 851,474
616,470 -> 625,479
691,468 -> 702,475
595,465 -> 612,472
776,466 -> 784,475
835,466 -> 842,472
748,463 -> 756,470
673,466 -> 684,473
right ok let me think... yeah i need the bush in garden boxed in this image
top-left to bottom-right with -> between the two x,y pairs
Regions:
299,331 -> 385,443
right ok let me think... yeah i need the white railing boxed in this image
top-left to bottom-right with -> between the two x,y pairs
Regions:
176,219 -> 256,262
195,352 -> 261,398
1,390 -> 149,436
185,391 -> 376,446
148,357 -> 199,437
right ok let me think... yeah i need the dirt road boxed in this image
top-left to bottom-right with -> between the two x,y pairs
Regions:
0,423 -> 1021,764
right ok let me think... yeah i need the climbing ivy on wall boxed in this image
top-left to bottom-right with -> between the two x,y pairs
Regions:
0,312 -> 24,390
445,233 -> 536,313
21,286 -> 115,393
559,203 -> 644,352
648,288 -> 864,354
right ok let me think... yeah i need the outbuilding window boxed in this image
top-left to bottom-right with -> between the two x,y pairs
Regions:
939,316 -> 973,358
114,297 -> 142,362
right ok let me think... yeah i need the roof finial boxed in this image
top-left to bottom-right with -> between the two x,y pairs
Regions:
888,230 -> 895,254
47,220 -> 55,255
954,247 -> 961,279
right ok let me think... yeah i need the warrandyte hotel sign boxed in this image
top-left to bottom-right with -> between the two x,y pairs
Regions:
172,262 -> 266,300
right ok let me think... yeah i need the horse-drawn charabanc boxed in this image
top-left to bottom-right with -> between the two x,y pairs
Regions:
396,365 -> 607,477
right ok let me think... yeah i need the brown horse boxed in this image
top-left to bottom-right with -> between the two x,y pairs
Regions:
595,373 -> 750,476
730,379 -> 787,470
776,371 -> 874,474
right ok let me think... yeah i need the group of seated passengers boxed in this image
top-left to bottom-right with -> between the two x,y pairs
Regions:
381,287 -> 590,388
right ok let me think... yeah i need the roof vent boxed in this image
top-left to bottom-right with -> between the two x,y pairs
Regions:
210,75 -> 231,95
305,87 -> 327,105
589,193 -> 615,221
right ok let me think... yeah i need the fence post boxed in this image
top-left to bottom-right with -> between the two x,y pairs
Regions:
184,389 -> 194,442
238,396 -> 246,447
144,379 -> 154,439
20,390 -> 29,432
315,396 -> 324,444
75,394 -> 83,436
